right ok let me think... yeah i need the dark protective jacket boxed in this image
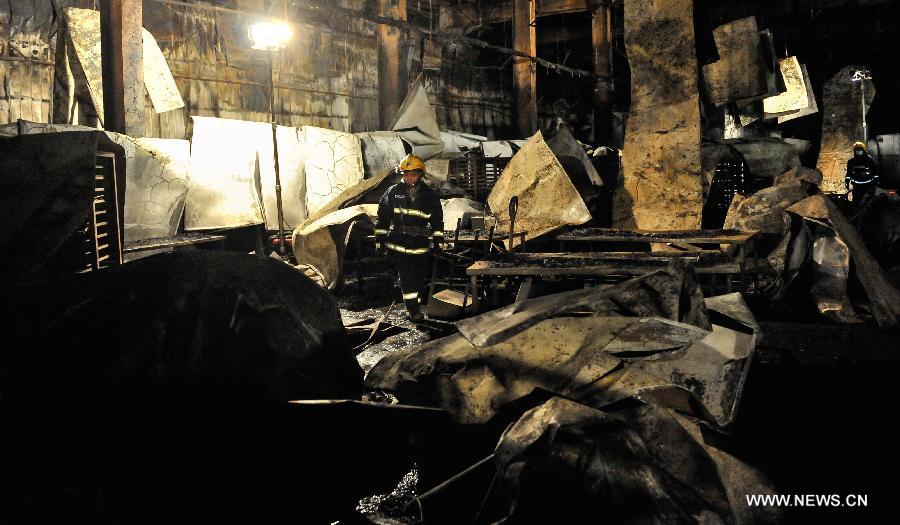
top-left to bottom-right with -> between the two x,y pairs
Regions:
375,181 -> 444,255
846,152 -> 879,189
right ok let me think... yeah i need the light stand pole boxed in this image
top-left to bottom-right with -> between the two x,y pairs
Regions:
851,67 -> 872,144
250,19 -> 292,257
268,52 -> 287,256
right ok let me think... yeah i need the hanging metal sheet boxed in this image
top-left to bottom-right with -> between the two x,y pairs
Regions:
778,64 -> 818,124
701,17 -> 768,107
763,56 -> 809,118
142,28 -> 185,113
617,0 -> 703,230
391,78 -> 444,161
63,8 -> 105,123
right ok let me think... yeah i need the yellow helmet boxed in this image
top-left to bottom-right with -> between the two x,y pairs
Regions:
398,154 -> 425,172
853,141 -> 867,150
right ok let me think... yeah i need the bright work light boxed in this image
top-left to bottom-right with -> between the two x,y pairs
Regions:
249,20 -> 292,51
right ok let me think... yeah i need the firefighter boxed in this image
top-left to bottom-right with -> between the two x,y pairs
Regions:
375,154 -> 444,321
845,141 -> 879,206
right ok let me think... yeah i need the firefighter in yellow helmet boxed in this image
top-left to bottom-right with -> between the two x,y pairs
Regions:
845,141 -> 879,206
374,154 -> 444,321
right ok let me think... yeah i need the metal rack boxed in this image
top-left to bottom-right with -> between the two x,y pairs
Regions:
78,151 -> 124,272
448,152 -> 508,202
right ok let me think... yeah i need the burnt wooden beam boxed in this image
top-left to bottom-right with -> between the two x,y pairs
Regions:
99,0 -> 144,136
446,0 -> 592,27
537,24 -> 591,45
378,0 -> 408,129
591,0 -> 613,145
513,0 -> 537,138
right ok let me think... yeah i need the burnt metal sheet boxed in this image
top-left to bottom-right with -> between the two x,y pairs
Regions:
488,398 -> 779,524
763,56 -> 809,118
546,126 -> 603,187
368,315 -> 629,424
617,0 -> 702,230
370,306 -> 754,426
456,260 -> 710,347
787,195 -> 900,326
355,131 -> 408,177
369,264 -> 760,427
487,130 -> 591,241
185,116 -> 267,230
302,126 -> 365,216
390,78 -> 444,161
702,17 -> 768,106
778,64 -> 818,124
809,233 -> 860,323
724,180 -> 809,234
63,8 -> 105,123
292,204 -> 377,289
260,125 -> 308,231
142,28 -> 184,113
105,134 -> 190,259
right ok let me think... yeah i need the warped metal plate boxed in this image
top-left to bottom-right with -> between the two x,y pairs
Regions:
778,64 -> 818,124
302,126 -> 365,216
64,8 -> 105,123
142,28 -> 185,113
391,78 -> 444,161
763,56 -> 809,118
185,116 -> 267,230
356,131 -> 408,177
487,130 -> 591,241
107,134 -> 190,244
260,126 -> 308,231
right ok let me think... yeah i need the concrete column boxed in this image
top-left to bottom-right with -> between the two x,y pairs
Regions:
99,0 -> 144,136
378,0 -> 408,130
513,0 -> 537,138
591,0 -> 613,145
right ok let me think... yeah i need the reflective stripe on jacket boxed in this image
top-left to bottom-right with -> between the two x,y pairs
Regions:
375,182 -> 444,253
